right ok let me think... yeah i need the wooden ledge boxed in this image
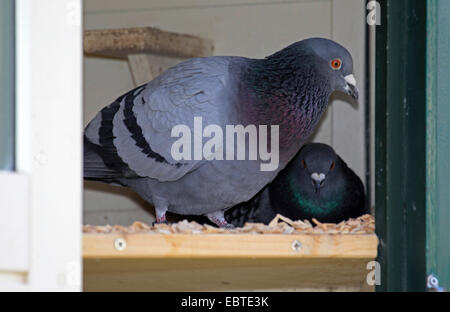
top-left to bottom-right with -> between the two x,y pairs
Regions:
84,27 -> 214,59
83,233 -> 378,259
83,233 -> 378,291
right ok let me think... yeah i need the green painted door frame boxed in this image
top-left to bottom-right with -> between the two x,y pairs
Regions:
376,0 -> 450,291
426,0 -> 450,292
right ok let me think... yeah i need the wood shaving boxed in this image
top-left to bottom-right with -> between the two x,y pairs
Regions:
83,214 -> 375,235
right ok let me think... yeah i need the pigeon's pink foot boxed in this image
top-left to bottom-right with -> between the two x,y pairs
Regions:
156,214 -> 167,223
152,214 -> 168,226
152,201 -> 169,225
206,210 -> 234,228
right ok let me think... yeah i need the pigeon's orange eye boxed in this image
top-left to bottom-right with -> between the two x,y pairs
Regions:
330,161 -> 335,171
330,58 -> 342,70
302,159 -> 307,169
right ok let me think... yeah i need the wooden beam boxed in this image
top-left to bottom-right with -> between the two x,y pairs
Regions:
83,233 -> 378,291
84,27 -> 214,59
127,54 -> 183,86
84,258 -> 374,292
84,233 -> 378,259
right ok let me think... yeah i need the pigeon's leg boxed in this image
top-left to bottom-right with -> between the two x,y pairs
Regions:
152,196 -> 169,225
154,206 -> 168,224
206,210 -> 234,229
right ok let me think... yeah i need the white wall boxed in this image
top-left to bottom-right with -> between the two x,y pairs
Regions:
83,0 -> 366,225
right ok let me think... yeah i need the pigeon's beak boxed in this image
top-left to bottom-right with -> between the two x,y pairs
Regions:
344,74 -> 359,101
311,172 -> 326,194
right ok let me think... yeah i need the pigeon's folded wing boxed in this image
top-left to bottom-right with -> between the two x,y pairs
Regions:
84,57 -> 231,182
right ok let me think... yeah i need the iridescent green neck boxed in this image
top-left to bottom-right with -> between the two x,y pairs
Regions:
287,175 -> 343,215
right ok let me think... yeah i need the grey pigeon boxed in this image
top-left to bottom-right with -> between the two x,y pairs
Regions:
84,38 -> 359,227
225,143 -> 367,226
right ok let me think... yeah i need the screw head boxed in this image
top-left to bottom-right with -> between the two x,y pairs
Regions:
114,238 -> 127,251
427,274 -> 439,288
291,240 -> 302,252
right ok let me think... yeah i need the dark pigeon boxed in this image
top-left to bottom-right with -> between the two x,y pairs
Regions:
225,143 -> 368,226
84,38 -> 359,227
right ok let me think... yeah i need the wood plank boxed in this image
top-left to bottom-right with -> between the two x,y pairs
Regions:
84,27 -> 214,59
84,234 -> 378,259
83,233 -> 377,291
127,54 -> 183,86
83,232 -> 377,291
84,257 -> 373,291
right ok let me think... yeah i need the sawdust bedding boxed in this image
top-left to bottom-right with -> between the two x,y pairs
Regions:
83,214 -> 375,235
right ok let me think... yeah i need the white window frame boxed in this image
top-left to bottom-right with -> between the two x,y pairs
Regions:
0,0 -> 82,291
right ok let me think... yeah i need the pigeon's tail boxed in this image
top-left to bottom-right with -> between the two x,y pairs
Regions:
83,137 -> 122,182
